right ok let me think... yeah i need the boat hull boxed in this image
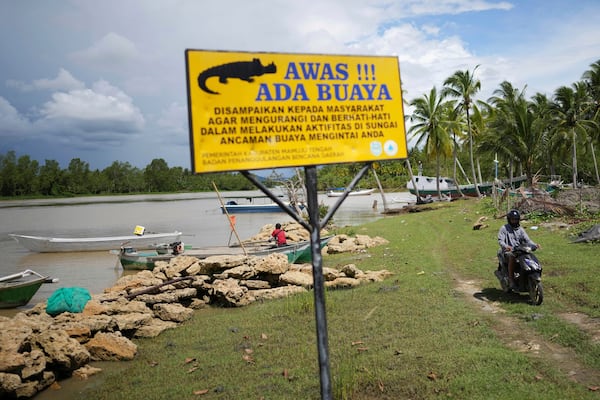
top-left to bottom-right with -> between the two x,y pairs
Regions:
407,186 -> 484,198
119,250 -> 174,270
221,204 -> 286,213
407,175 -> 492,198
9,232 -> 182,253
220,202 -> 304,214
326,189 -> 375,197
251,241 -> 311,263
0,277 -> 46,308
294,236 -> 334,263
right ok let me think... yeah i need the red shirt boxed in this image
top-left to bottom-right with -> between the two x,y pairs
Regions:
272,228 -> 287,246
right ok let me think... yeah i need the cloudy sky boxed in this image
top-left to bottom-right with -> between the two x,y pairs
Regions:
1,0 -> 599,171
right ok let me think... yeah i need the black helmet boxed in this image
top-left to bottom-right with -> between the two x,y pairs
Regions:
507,209 -> 520,228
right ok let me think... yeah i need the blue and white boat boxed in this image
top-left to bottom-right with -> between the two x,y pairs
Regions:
220,196 -> 304,214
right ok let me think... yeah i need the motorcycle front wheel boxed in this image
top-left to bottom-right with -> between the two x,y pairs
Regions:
528,278 -> 544,305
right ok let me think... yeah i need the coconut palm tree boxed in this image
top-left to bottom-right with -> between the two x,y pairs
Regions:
484,81 -> 523,185
551,82 -> 597,188
582,59 -> 600,108
469,101 -> 492,185
443,66 -> 482,196
485,81 -> 546,188
442,101 -> 466,196
529,92 -> 556,179
474,101 -> 503,179
408,87 -> 454,198
581,59 -> 600,184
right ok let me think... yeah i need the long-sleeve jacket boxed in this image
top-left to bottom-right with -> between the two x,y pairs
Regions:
498,223 -> 536,252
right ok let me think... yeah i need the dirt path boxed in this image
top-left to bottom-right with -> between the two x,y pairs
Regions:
452,276 -> 600,390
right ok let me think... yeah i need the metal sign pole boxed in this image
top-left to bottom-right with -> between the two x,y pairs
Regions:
304,165 -> 332,400
241,165 -> 372,400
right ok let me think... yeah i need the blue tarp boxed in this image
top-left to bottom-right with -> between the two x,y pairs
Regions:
46,287 -> 91,316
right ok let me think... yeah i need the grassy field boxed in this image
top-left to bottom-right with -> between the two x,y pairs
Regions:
80,197 -> 599,400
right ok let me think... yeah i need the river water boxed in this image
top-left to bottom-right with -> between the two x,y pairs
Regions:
0,190 -> 415,317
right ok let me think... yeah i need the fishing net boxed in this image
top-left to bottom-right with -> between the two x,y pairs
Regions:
46,287 -> 91,316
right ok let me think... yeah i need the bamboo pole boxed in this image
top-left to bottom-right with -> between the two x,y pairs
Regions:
370,166 -> 388,211
212,182 -> 247,254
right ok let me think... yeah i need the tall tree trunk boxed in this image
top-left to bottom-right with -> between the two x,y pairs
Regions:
466,108 -> 481,197
436,154 -> 442,199
452,133 -> 464,197
572,128 -> 578,189
590,141 -> 600,184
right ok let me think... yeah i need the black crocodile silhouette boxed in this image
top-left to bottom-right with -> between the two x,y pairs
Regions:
197,58 -> 277,94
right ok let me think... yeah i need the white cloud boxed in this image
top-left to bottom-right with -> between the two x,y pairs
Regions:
6,68 -> 85,92
0,97 -> 29,136
69,32 -> 140,69
400,0 -> 513,15
348,22 -> 481,98
38,80 -> 145,141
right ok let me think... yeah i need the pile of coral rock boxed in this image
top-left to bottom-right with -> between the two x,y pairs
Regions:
0,232 -> 389,399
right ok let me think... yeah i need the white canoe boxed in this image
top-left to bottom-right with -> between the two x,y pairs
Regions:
326,188 -> 375,197
9,231 -> 183,253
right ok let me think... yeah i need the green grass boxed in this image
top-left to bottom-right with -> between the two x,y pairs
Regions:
80,198 -> 599,400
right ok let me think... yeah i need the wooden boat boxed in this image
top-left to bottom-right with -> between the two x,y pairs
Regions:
0,270 -> 58,308
326,188 -> 375,197
116,237 -> 334,270
247,241 -> 313,263
406,176 -> 492,198
9,231 -> 183,253
117,248 -> 179,270
220,199 -> 305,214
294,235 -> 334,263
221,201 -> 288,213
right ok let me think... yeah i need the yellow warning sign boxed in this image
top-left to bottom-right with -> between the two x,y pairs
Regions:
185,50 -> 407,173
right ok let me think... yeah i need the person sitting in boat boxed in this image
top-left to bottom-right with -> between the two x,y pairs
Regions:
270,223 -> 287,247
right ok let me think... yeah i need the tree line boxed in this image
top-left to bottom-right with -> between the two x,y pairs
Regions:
0,143 -> 460,199
0,153 -> 259,197
0,149 -> 416,198
407,59 -> 600,197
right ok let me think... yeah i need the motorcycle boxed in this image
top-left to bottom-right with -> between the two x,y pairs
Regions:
495,245 -> 544,305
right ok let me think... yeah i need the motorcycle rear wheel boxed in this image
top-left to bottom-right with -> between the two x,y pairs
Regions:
528,279 -> 543,305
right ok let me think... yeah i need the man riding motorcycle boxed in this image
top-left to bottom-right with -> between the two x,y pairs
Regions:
497,209 -> 541,292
